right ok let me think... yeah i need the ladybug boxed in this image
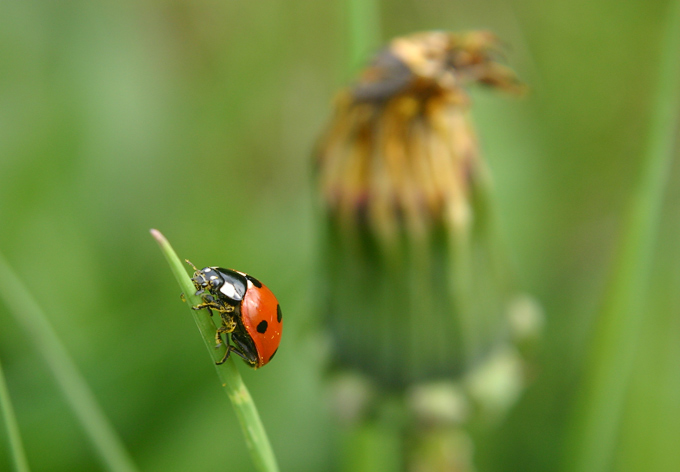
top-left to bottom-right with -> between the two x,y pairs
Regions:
186,261 -> 282,368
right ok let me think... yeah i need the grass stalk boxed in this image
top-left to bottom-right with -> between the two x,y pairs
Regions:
567,2 -> 680,471
346,0 -> 381,69
150,229 -> 279,472
0,252 -> 138,472
0,356 -> 30,472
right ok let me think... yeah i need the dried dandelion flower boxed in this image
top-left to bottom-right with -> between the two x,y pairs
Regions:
316,31 -> 527,390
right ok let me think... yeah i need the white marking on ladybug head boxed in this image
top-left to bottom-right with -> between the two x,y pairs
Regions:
220,281 -> 238,300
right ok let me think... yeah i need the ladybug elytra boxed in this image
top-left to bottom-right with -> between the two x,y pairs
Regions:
187,261 -> 282,368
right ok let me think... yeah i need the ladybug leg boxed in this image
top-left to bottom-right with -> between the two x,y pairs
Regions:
207,307 -> 223,347
191,291 -> 222,312
216,334 -> 255,366
216,335 -> 247,365
216,345 -> 250,365
214,306 -> 236,347
218,309 -> 236,328
229,333 -> 259,368
214,330 -> 224,348
191,301 -> 223,311
216,344 -> 233,365
215,314 -> 236,348
216,343 -> 240,365
192,293 -> 236,315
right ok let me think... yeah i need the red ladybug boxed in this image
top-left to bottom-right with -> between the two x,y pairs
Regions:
187,261 -> 282,368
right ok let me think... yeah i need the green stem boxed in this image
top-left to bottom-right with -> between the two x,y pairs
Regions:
340,422 -> 402,472
567,2 -> 680,471
346,0 -> 381,69
0,253 -> 138,472
0,356 -> 30,472
150,229 -> 279,472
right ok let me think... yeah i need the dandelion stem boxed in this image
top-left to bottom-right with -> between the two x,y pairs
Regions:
150,229 -> 279,472
340,419 -> 402,472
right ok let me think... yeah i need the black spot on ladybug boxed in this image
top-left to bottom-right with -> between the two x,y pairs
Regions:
256,320 -> 268,334
246,275 -> 262,288
269,348 -> 278,362
277,304 -> 282,323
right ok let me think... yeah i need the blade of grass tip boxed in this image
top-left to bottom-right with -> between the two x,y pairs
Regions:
0,252 -> 138,472
0,356 -> 30,472
567,2 -> 680,471
149,229 -> 280,472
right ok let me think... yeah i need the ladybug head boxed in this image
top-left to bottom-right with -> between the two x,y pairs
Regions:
191,267 -> 224,291
185,260 -> 223,292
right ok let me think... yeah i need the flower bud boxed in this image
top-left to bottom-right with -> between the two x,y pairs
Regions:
317,31 -> 525,389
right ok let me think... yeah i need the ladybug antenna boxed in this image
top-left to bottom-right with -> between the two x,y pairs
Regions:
185,259 -> 199,272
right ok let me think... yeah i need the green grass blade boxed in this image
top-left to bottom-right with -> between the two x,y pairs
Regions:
150,229 -> 280,472
567,2 -> 680,471
0,252 -> 138,472
0,356 -> 30,472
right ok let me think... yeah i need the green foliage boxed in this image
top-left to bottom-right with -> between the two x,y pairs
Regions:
567,2 -> 680,471
0,253 -> 138,472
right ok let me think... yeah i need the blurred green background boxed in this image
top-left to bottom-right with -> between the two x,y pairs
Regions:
0,0 -> 678,471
